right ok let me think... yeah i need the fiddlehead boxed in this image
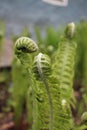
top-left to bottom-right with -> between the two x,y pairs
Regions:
15,37 -> 38,67
33,52 -> 51,79
14,37 -> 38,127
65,22 -> 75,39
33,53 -> 53,130
15,37 -> 38,54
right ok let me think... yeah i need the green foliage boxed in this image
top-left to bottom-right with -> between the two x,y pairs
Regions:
75,20 -> 87,83
0,20 -> 5,52
0,69 -> 11,83
12,21 -> 87,130
1,19 -> 87,129
13,22 -> 78,130
33,53 -> 53,130
12,57 -> 29,124
79,21 -> 87,86
13,37 -> 38,126
12,27 -> 31,43
35,26 -> 63,56
73,21 -> 87,119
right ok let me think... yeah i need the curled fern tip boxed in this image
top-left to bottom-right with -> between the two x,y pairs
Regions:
65,22 -> 75,39
15,37 -> 38,55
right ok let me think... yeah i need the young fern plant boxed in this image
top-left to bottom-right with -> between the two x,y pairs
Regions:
51,22 -> 77,130
32,22 -> 77,130
53,22 -> 77,103
33,53 -> 53,130
13,22 -> 77,130
0,21 -> 5,52
14,37 -> 38,125
33,53 -> 72,130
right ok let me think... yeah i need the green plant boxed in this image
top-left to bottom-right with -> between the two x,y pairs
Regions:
0,21 -> 5,50
73,20 -> 87,117
12,27 -> 31,43
13,37 -> 38,126
51,22 -> 76,129
33,52 -> 53,130
13,22 -> 79,130
35,26 -> 63,57
12,57 -> 29,124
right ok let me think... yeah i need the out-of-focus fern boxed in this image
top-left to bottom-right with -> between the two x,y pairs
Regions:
35,26 -> 44,48
12,57 -> 29,124
79,21 -> 87,86
0,21 -> 5,51
12,27 -> 31,43
45,26 -> 58,48
21,27 -> 31,38
35,26 -> 62,56
73,112 -> 87,130
75,21 -> 86,81
74,21 -> 87,117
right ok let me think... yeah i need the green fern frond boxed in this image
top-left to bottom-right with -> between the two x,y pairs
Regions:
0,21 -> 5,51
33,53 -> 53,130
49,22 -> 77,130
53,23 -> 77,102
33,52 -> 72,130
14,37 -> 38,125
13,22 -> 77,130
48,74 -> 72,130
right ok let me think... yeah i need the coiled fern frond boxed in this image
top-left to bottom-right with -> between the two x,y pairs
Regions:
33,52 -> 53,130
33,52 -> 51,79
14,37 -> 38,126
15,37 -> 38,54
15,37 -> 38,68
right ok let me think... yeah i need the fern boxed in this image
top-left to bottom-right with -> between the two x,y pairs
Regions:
45,26 -> 58,49
0,21 -> 5,52
80,21 -> 87,86
50,22 -> 77,130
33,51 -> 72,130
35,26 -> 44,47
12,56 -> 29,124
35,26 -> 61,56
33,53 -> 53,130
13,22 -> 77,130
14,37 -> 38,125
53,23 -> 77,102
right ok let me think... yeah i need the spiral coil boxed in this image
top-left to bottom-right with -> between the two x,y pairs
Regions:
65,22 -> 75,39
33,53 -> 51,79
